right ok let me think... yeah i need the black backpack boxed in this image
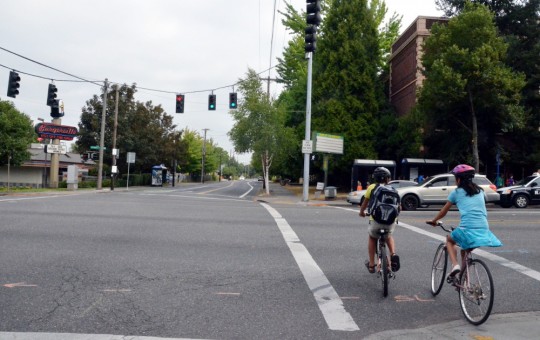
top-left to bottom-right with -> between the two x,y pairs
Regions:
368,184 -> 401,225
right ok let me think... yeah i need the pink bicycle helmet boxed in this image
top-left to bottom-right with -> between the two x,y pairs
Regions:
451,164 -> 475,178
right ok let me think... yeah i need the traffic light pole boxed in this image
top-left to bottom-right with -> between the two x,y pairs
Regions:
302,52 -> 314,202
97,79 -> 108,190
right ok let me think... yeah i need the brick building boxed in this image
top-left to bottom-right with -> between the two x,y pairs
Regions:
389,16 -> 448,116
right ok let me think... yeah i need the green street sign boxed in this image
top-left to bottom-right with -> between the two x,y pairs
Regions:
90,146 -> 107,151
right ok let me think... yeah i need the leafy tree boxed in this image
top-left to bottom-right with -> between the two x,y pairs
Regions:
76,84 -> 177,174
229,69 -> 296,194
0,100 -> 36,166
436,0 -> 540,173
419,3 -> 526,170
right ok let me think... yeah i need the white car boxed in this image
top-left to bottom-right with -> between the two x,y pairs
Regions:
239,176 -> 245,180
397,173 -> 498,211
347,180 -> 417,205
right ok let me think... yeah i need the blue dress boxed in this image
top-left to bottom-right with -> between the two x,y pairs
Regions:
448,188 -> 503,249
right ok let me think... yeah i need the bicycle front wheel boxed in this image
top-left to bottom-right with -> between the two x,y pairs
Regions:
379,244 -> 389,298
431,243 -> 447,296
459,259 -> 494,325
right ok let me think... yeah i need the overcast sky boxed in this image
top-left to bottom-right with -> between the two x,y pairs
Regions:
0,0 -> 442,164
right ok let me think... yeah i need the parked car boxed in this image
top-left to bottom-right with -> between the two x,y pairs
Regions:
239,176 -> 245,180
347,180 -> 418,205
397,173 -> 498,211
497,174 -> 540,208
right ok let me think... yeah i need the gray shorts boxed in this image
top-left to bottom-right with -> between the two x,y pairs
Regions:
368,220 -> 396,239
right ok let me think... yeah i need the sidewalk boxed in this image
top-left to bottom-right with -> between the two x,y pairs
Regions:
256,182 -> 351,207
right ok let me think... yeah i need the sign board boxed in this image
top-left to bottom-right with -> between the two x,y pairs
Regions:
316,182 -> 324,190
127,152 -> 136,164
302,140 -> 313,154
90,146 -> 107,151
312,132 -> 344,154
35,123 -> 78,141
112,165 -> 118,174
45,144 -> 67,154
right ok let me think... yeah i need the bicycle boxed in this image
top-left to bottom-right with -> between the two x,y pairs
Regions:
372,223 -> 395,298
428,221 -> 494,325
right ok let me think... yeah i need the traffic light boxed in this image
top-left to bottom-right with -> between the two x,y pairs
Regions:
81,153 -> 89,162
50,98 -> 63,118
229,92 -> 237,109
305,0 -> 321,54
306,0 -> 321,26
6,71 -> 20,98
175,94 -> 185,113
305,25 -> 317,53
208,94 -> 216,110
47,83 -> 58,106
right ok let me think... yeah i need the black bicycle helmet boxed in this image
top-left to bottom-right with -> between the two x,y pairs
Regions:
373,167 -> 391,183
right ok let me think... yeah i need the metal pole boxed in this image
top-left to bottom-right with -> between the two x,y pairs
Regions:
302,52 -> 313,201
201,128 -> 209,183
97,79 -> 108,190
111,85 -> 119,191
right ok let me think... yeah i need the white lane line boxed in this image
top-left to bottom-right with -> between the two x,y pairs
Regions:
239,181 -> 254,198
260,203 -> 360,332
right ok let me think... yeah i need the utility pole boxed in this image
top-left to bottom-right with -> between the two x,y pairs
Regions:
201,128 -> 209,183
110,85 -> 119,191
97,79 -> 108,190
302,53 -> 313,202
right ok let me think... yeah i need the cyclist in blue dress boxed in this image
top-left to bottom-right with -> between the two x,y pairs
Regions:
428,164 -> 502,278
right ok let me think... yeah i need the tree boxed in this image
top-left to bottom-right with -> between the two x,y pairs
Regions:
229,69 -> 295,194
311,0 -> 386,182
76,84 -> 178,174
0,100 -> 36,166
419,3 -> 526,170
436,0 -> 540,173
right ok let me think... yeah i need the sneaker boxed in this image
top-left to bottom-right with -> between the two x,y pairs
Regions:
449,264 -> 461,277
391,254 -> 400,272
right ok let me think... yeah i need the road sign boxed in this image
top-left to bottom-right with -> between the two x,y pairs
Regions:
90,146 -> 107,151
45,144 -> 67,154
127,152 -> 136,164
302,140 -> 313,154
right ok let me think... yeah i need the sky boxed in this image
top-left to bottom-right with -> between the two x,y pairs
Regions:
0,0 -> 443,165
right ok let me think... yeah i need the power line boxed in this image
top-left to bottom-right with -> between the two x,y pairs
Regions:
1,45 -> 281,96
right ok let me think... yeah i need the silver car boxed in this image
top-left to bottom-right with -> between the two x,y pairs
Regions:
397,173 -> 498,211
347,180 -> 417,205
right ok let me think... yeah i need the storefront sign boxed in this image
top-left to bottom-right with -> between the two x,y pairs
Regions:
35,123 -> 78,141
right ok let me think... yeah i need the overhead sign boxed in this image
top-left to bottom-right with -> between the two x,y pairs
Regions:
312,132 -> 344,154
35,123 -> 78,141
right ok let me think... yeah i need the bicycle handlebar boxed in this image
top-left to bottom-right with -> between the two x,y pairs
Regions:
425,220 -> 454,233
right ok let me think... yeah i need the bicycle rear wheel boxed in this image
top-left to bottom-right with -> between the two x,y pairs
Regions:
459,259 -> 494,325
379,242 -> 389,297
431,243 -> 447,296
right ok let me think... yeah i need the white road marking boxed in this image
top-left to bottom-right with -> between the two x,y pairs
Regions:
260,203 -> 360,332
239,181 -> 254,198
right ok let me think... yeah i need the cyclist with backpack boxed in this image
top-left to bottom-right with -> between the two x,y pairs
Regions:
427,164 -> 502,278
359,167 -> 401,274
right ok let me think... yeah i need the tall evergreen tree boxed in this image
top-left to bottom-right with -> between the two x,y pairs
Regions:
312,0 -> 386,183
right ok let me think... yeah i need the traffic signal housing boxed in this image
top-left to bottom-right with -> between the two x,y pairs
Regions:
7,71 -> 21,98
50,98 -> 63,118
229,92 -> 237,109
306,0 -> 321,26
305,0 -> 321,54
305,25 -> 317,53
47,83 -> 58,106
175,94 -> 185,113
208,94 -> 216,111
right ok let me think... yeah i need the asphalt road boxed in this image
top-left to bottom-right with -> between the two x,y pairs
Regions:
1,180 -> 539,339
